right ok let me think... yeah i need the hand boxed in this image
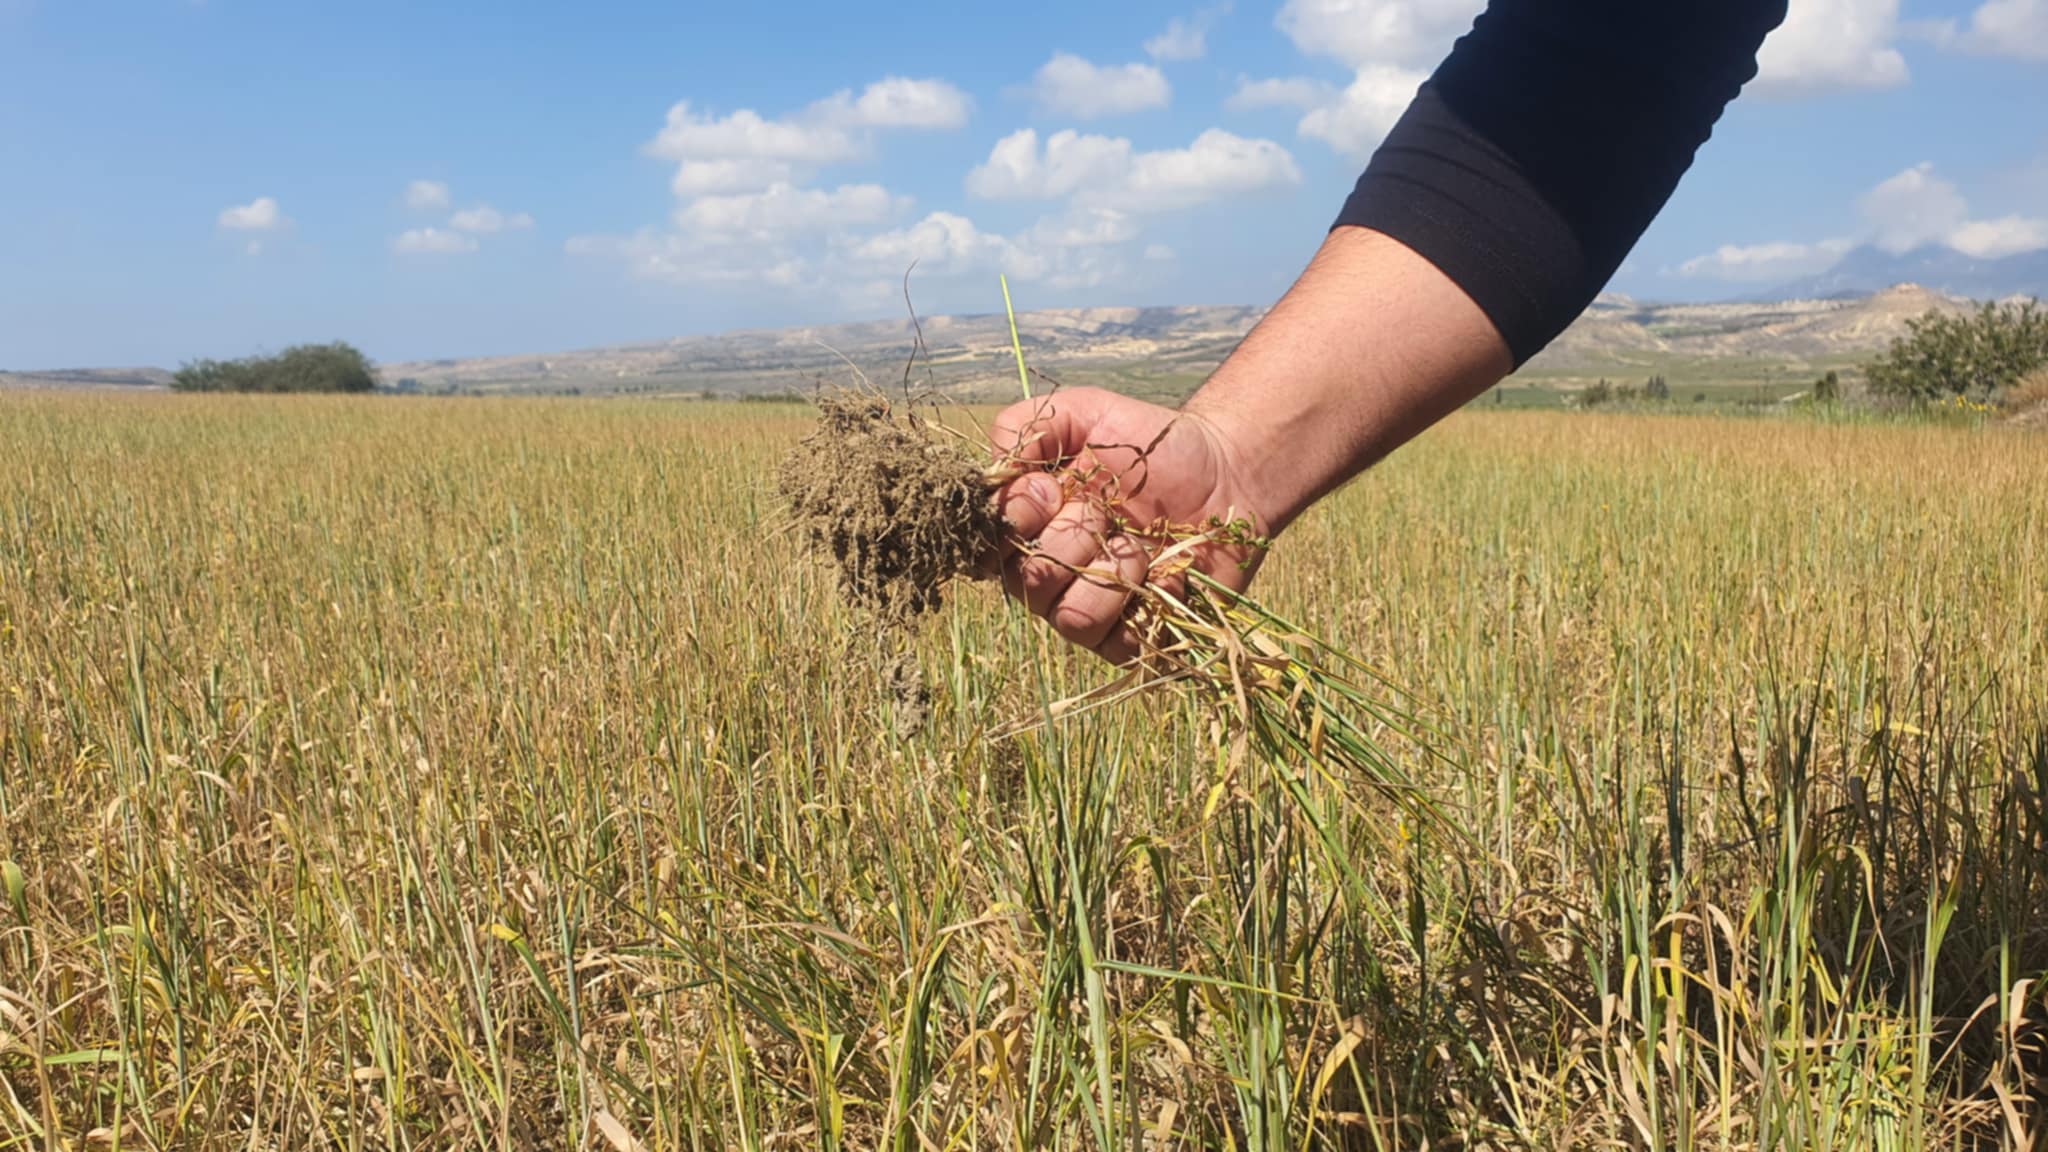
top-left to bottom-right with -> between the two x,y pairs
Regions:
988,388 -> 1273,663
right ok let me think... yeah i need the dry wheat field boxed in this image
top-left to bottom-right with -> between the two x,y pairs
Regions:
1,392 -> 2045,1150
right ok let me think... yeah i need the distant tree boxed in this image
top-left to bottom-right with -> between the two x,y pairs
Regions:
172,342 -> 377,393
1864,301 -> 2048,403
1581,379 -> 1613,408
1813,370 -> 1841,404
1645,373 -> 1670,401
1693,392 -> 1707,404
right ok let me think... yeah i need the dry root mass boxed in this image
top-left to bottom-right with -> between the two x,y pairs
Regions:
778,391 -> 1001,624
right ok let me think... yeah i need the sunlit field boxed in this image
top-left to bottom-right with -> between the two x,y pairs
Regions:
1,393 -> 2043,1150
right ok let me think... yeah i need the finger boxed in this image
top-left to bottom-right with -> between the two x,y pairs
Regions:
1095,622 -> 1143,667
996,472 -> 1062,543
978,471 -> 1062,579
988,388 -> 1114,469
1003,499 -> 1106,619
1049,533 -> 1146,652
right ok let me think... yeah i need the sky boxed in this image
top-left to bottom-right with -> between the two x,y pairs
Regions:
1,0 -> 2044,370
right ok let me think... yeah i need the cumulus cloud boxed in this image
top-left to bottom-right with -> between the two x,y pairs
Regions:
1948,216 -> 2048,259
675,182 -> 909,241
1677,163 -> 2048,283
1227,76 -> 1334,111
1030,53 -> 1172,119
1262,0 -> 1472,156
1145,6 -> 1229,62
393,228 -> 479,255
1677,238 -> 1856,281
670,158 -> 798,197
649,104 -> 860,168
1276,0 -> 1482,70
1123,130 -> 1303,208
814,76 -> 974,129
644,77 -> 971,195
1922,0 -> 2048,60
967,127 -> 1299,211
405,180 -> 450,211
218,197 -> 286,232
579,70 -> 1255,301
1753,0 -> 1909,97
1296,66 -> 1426,158
967,129 -> 1133,201
450,204 -> 536,234
1858,163 -> 1971,253
565,231 -> 812,287
846,211 -> 1014,275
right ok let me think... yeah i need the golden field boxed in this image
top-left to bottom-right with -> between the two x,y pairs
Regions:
1,393 -> 2044,1150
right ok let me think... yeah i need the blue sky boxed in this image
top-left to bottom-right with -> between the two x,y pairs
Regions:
1,0 -> 2044,370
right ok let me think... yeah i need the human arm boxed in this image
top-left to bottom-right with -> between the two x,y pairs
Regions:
992,0 -> 1789,662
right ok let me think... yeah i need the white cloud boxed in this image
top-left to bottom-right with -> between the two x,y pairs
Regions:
1858,163 -> 1971,253
967,127 -> 1298,211
1950,215 -> 2048,259
676,182 -> 909,241
1264,1 -> 1470,158
1027,208 -> 1139,251
1123,129 -> 1302,209
1676,163 -> 2048,284
1296,65 -> 1425,158
405,180 -> 450,211
1753,0 -> 1909,97
1227,75 -> 1334,111
648,103 -> 859,167
1276,0 -> 1482,70
565,231 -> 811,287
1945,0 -> 2048,60
449,204 -> 536,234
967,129 -> 1133,201
1146,7 -> 1229,62
671,158 -> 798,197
393,228 -> 479,255
1030,53 -> 1172,119
816,76 -> 974,128
1144,243 -> 1177,261
848,211 -> 1015,276
845,208 -> 1136,290
644,77 -> 970,195
1676,238 -> 1855,281
218,197 -> 286,232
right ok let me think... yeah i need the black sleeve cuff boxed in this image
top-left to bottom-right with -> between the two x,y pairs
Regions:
1335,84 -> 1579,368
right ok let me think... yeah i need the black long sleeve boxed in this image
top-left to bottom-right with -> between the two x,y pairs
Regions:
1334,0 -> 1788,366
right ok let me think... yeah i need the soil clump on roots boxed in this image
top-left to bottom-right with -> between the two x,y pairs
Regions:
779,390 -> 1003,734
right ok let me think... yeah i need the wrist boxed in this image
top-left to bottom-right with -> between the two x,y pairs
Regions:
1182,228 -> 1513,535
1180,384 -> 1321,537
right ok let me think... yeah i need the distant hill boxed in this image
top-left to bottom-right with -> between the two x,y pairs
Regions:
1520,284 -> 1973,380
4,286 -> 1996,401
379,305 -> 1270,400
1767,245 -> 2048,302
0,366 -> 174,391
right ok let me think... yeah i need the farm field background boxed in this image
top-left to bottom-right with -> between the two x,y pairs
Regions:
1,393 -> 2044,1149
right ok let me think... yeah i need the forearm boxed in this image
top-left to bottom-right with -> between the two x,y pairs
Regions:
1183,226 -> 1511,534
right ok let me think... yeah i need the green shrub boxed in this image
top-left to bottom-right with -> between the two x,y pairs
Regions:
1813,370 -> 1841,404
172,342 -> 377,393
1864,301 -> 2048,403
1581,378 -> 1613,408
